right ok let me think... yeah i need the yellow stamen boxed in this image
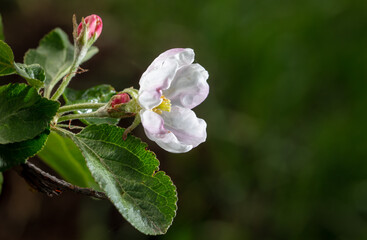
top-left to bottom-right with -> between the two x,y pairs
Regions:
153,95 -> 171,114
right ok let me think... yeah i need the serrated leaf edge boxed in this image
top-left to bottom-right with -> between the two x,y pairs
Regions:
68,124 -> 178,235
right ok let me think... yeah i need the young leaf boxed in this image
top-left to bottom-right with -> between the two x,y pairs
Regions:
38,131 -> 98,189
0,83 -> 59,144
0,40 -> 15,76
0,129 -> 49,171
64,85 -> 119,125
0,172 -> 3,195
13,63 -> 45,89
0,14 -> 4,41
70,124 -> 177,235
24,28 -> 98,90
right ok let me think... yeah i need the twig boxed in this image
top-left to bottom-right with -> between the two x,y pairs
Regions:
14,162 -> 106,199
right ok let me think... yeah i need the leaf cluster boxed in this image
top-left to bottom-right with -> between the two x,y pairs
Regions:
0,15 -> 177,235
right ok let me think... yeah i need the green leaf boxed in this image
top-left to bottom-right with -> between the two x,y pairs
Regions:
70,124 -> 177,235
38,131 -> 98,189
14,63 -> 45,89
0,172 -> 3,195
64,85 -> 119,125
24,28 -> 73,88
0,40 -> 15,76
0,83 -> 59,144
0,14 -> 4,41
0,129 -> 49,171
24,28 -> 98,89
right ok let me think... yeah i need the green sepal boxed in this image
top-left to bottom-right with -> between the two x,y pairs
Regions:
63,85 -> 119,125
0,129 -> 50,171
69,124 -> 177,235
38,131 -> 99,189
0,83 -> 59,144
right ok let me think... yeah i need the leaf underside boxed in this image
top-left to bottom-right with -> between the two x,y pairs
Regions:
13,63 -> 45,89
70,124 -> 177,235
38,131 -> 98,189
0,40 -> 15,76
24,28 -> 98,88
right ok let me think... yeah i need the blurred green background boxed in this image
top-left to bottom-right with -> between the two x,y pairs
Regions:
1,0 -> 367,239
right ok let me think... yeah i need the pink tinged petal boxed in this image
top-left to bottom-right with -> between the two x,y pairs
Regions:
144,130 -> 193,153
139,58 -> 178,92
138,90 -> 162,110
111,93 -> 130,108
161,106 -> 207,148
140,110 -> 167,135
77,14 -> 103,40
145,48 -> 195,74
163,63 -> 209,109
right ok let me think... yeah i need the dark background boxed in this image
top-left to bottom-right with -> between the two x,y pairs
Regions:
1,0 -> 367,239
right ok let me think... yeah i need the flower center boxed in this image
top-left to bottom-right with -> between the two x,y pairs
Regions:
153,95 -> 171,114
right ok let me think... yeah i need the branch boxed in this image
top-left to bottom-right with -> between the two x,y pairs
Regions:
14,162 -> 107,199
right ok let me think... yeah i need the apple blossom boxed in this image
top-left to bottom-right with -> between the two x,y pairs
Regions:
138,48 -> 209,153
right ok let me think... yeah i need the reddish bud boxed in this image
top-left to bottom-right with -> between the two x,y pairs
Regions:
111,93 -> 131,108
77,14 -> 103,40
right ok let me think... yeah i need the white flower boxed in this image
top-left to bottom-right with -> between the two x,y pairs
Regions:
138,48 -> 209,153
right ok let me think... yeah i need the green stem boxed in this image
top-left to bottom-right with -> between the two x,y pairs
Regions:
44,68 -> 70,98
56,124 -> 84,130
51,126 -> 75,137
50,47 -> 88,101
58,103 -> 106,113
57,110 -> 107,123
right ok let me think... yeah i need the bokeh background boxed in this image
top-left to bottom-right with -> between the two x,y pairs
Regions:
1,0 -> 367,239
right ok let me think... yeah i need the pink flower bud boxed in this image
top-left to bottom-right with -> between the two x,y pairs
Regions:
111,93 -> 131,108
77,14 -> 103,40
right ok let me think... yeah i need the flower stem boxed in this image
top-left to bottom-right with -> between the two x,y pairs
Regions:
56,124 -> 84,130
58,103 -> 106,113
57,110 -> 107,123
50,47 -> 88,101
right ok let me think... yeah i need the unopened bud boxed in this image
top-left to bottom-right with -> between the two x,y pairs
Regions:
111,93 -> 131,108
77,14 -> 103,40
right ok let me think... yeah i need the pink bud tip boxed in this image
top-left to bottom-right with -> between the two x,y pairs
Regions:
77,14 -> 103,40
111,93 -> 131,108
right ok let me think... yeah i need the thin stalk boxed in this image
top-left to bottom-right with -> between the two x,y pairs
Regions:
57,111 -> 107,123
43,68 -> 70,98
51,125 -> 75,137
51,47 -> 88,101
50,63 -> 78,101
58,103 -> 106,113
56,124 -> 84,130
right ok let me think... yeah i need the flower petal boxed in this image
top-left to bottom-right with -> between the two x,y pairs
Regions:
163,63 -> 209,109
145,48 -> 195,74
161,106 -> 207,148
140,110 -> 167,135
144,130 -> 193,153
138,90 -> 162,110
139,58 -> 178,92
